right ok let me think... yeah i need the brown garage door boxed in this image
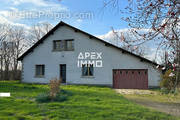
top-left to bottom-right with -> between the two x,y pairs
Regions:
113,69 -> 148,89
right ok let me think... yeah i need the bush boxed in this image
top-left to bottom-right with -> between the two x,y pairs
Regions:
36,92 -> 50,103
160,69 -> 176,93
61,89 -> 73,96
36,90 -> 72,103
36,77 -> 73,103
160,88 -> 170,94
49,77 -> 62,100
53,93 -> 67,102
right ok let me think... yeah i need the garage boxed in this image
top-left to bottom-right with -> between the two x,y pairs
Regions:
113,69 -> 148,89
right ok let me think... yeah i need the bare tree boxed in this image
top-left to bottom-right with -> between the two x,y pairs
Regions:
9,27 -> 26,80
111,28 -> 147,57
30,22 -> 53,45
0,22 -> 53,80
2,41 -> 13,80
0,24 -> 8,80
104,0 -> 180,90
0,25 -> 28,80
102,28 -> 148,57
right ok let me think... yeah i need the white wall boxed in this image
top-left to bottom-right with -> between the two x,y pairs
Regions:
22,25 -> 161,87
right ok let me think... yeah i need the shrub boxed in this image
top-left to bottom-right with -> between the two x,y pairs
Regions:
160,88 -> 170,94
36,77 -> 73,103
61,89 -> 73,96
49,77 -> 62,101
53,93 -> 67,102
160,69 -> 176,93
36,90 -> 72,103
36,92 -> 50,103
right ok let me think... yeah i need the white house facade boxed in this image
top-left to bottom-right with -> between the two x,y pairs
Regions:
18,21 -> 162,89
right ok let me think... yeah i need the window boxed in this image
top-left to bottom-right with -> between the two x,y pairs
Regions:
66,40 -> 74,51
53,41 -> 60,50
53,40 -> 65,51
35,65 -> 45,77
53,39 -> 74,51
82,64 -> 94,76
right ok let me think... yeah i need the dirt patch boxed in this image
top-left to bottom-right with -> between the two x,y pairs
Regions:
115,89 -> 180,117
127,97 -> 180,117
115,89 -> 156,95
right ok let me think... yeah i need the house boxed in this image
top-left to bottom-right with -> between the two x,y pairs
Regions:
18,21 -> 162,89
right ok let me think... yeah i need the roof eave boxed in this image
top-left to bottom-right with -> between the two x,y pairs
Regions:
17,21 -> 161,67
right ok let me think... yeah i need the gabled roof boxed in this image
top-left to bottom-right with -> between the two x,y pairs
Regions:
18,21 -> 159,66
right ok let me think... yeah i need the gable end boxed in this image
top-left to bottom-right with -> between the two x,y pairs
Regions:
18,21 -> 160,67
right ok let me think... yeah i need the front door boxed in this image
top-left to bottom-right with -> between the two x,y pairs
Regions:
60,64 -> 66,83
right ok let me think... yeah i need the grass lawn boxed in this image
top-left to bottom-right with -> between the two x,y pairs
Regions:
0,81 -> 179,120
123,89 -> 180,104
122,89 -> 180,117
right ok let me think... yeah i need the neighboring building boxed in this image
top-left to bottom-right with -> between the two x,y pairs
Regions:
18,21 -> 162,89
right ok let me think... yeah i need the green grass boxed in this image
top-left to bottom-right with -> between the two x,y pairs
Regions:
124,89 -> 180,104
0,81 -> 179,120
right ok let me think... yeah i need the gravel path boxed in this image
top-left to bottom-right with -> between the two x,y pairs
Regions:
115,89 -> 180,117
115,89 -> 156,95
128,97 -> 180,117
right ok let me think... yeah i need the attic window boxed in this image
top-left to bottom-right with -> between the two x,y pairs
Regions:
53,39 -> 74,51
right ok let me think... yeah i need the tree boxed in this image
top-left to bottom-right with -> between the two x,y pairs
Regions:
0,25 -> 8,80
104,0 -> 180,91
101,27 -> 148,57
0,22 -> 53,80
0,25 -> 13,80
2,41 -> 13,80
8,27 -> 26,80
29,22 -> 53,45
0,25 -> 27,80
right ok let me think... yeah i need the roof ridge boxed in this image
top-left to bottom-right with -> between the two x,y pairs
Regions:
17,21 -> 159,66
